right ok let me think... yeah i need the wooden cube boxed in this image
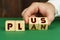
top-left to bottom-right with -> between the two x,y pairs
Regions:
15,20 -> 25,31
5,20 -> 15,31
38,17 -> 48,30
39,24 -> 48,30
29,17 -> 39,30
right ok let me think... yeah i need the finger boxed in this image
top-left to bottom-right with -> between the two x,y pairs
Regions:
22,2 -> 39,23
21,8 -> 28,17
24,2 -> 39,16
21,8 -> 29,23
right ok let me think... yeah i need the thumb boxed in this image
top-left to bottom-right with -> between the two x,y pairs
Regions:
47,13 -> 55,25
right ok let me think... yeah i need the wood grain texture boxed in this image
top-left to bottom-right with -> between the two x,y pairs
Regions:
0,0 -> 48,17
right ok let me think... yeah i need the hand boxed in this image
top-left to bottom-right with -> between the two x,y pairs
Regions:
21,2 -> 55,25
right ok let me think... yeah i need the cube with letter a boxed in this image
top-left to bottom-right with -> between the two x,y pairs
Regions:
38,17 -> 48,30
5,20 -> 15,31
29,17 -> 39,30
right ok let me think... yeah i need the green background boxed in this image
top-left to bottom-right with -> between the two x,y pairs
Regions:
0,17 -> 60,40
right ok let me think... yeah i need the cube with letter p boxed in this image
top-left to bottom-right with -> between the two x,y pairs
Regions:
5,20 -> 15,31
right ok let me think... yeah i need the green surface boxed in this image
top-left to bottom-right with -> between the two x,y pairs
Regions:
0,18 -> 60,40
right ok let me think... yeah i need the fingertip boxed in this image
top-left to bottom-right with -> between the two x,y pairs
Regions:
24,17 -> 29,24
25,20 -> 29,24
